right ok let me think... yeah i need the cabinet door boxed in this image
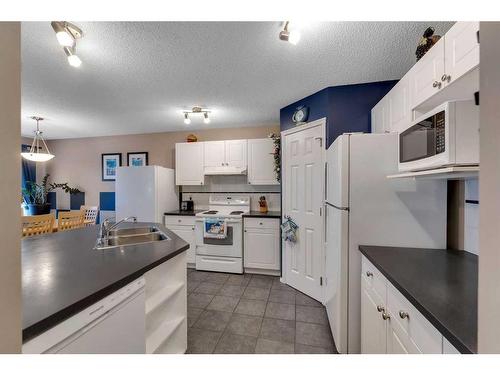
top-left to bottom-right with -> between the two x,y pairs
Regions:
169,225 -> 196,264
248,138 -> 279,185
175,142 -> 204,185
204,141 -> 226,167
410,38 -> 445,108
225,140 -> 247,168
371,101 -> 384,134
389,76 -> 411,133
361,276 -> 387,353
444,22 -> 480,86
244,228 -> 280,270
387,316 -> 415,354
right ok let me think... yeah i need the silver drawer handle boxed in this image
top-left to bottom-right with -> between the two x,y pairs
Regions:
399,311 -> 409,319
432,81 -> 442,89
382,312 -> 391,320
366,271 -> 373,277
377,305 -> 385,313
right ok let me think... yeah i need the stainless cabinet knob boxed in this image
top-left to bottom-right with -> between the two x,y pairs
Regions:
441,74 -> 451,83
366,271 -> 373,277
382,312 -> 391,320
399,311 -> 409,319
432,81 -> 442,89
377,305 -> 385,313
259,222 -> 263,225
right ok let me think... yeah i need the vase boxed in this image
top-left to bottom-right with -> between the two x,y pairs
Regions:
26,204 -> 51,215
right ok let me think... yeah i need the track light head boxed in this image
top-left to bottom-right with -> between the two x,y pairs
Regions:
203,112 -> 210,124
184,113 -> 191,125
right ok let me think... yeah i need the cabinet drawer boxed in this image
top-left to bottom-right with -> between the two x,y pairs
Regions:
165,215 -> 196,227
387,283 -> 442,354
361,256 -> 387,301
244,217 -> 280,230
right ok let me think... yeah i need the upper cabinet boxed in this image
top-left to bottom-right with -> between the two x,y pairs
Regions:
371,97 -> 389,134
175,142 -> 204,185
247,138 -> 279,185
225,140 -> 247,168
204,141 -> 226,167
389,75 -> 412,133
204,140 -> 247,171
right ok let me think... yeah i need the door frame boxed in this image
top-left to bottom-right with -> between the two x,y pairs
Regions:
280,117 -> 327,303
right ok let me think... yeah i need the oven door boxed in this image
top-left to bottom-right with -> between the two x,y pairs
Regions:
398,104 -> 451,172
195,219 -> 242,258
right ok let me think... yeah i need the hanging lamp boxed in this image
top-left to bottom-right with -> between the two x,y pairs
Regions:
21,116 -> 55,162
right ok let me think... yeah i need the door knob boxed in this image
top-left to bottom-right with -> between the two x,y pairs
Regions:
399,311 -> 409,319
377,305 -> 385,312
382,312 -> 391,320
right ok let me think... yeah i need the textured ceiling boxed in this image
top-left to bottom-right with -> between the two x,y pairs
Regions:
21,21 -> 454,139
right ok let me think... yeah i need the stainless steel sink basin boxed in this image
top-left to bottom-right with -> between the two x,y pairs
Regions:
108,226 -> 159,237
107,232 -> 168,246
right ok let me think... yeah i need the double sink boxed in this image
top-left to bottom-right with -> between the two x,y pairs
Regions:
95,226 -> 170,250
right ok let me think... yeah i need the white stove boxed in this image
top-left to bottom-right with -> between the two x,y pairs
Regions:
194,195 -> 250,274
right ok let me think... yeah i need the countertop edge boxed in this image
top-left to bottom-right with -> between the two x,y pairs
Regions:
22,242 -> 189,343
358,245 -> 474,354
242,211 -> 281,219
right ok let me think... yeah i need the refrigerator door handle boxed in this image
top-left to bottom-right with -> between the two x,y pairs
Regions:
325,202 -> 349,211
324,162 -> 328,202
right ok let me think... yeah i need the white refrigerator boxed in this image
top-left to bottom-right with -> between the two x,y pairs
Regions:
324,133 -> 447,354
115,166 -> 178,223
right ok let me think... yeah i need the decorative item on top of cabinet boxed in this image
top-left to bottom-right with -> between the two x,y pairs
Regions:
244,217 -> 280,275
186,134 -> 198,142
415,27 -> 442,61
269,133 -> 281,182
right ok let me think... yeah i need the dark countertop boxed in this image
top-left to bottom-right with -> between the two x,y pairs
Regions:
164,210 -> 203,216
359,245 -> 477,354
22,222 -> 189,343
243,211 -> 281,219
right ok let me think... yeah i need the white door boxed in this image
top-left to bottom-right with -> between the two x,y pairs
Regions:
175,142 -> 204,185
247,138 -> 279,185
170,225 -> 196,264
410,37 -> 445,108
444,21 -> 480,86
244,228 -> 280,270
204,141 -> 226,167
225,140 -> 247,168
282,121 -> 325,301
361,276 -> 387,354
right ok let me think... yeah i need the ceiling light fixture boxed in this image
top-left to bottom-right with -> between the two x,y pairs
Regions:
21,117 -> 55,162
51,21 -> 83,67
182,106 -> 211,125
279,21 -> 301,45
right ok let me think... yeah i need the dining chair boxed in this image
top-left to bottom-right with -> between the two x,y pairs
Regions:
22,214 -> 55,237
80,205 -> 99,226
58,211 -> 85,231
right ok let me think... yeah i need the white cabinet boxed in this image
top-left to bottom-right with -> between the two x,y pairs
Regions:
204,140 -> 247,169
165,216 -> 196,266
371,97 -> 389,134
247,138 -> 279,185
410,37 -> 446,108
361,256 -> 445,354
243,218 -> 280,274
388,75 -> 412,133
175,142 -> 204,185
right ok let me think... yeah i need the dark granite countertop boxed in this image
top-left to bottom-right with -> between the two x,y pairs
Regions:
243,211 -> 281,219
22,222 -> 188,343
359,245 -> 477,354
164,210 -> 203,216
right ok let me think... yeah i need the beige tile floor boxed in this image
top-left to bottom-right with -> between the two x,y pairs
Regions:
186,269 -> 338,354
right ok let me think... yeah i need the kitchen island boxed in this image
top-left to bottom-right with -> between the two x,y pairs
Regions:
22,222 -> 189,354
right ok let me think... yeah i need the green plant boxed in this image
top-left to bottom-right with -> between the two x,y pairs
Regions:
22,174 -> 81,206
268,133 -> 281,182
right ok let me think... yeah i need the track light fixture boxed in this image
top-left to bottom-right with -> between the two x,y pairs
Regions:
279,21 -> 301,45
182,106 -> 211,125
21,117 -> 55,162
51,21 -> 83,67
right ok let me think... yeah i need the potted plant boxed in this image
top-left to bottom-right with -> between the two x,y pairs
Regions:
22,174 -> 81,215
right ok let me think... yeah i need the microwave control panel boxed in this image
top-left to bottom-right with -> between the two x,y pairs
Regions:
435,111 -> 445,154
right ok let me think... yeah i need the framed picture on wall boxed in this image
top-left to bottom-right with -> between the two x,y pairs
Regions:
127,152 -> 149,167
101,153 -> 122,181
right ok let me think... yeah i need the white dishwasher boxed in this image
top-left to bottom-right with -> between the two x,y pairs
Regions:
23,278 -> 146,354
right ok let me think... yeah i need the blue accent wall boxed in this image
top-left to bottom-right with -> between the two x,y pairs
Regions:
99,192 -> 115,211
280,80 -> 398,148
70,192 -> 85,210
47,191 -> 57,210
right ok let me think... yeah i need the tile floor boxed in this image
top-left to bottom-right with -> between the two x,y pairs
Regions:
186,269 -> 338,354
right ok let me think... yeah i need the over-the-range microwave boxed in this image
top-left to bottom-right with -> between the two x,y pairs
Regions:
398,100 -> 479,172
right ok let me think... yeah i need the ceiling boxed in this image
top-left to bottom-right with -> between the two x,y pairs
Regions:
21,21 -> 454,139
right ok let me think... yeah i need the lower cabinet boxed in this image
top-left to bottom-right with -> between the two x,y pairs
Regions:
243,217 -> 280,275
165,215 -> 196,266
361,255 -> 457,354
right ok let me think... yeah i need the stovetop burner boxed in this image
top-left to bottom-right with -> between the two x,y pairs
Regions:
202,210 -> 219,215
230,211 -> 244,215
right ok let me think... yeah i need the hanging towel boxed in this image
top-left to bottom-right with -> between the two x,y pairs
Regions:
203,217 -> 227,239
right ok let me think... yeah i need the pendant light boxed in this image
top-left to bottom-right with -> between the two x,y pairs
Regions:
21,117 -> 55,162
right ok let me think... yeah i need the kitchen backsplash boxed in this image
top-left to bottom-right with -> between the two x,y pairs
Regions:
181,192 -> 281,212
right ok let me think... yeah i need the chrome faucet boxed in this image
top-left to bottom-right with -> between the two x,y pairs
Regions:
98,216 -> 137,245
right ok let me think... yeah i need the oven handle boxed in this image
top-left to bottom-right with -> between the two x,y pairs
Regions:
195,219 -> 241,224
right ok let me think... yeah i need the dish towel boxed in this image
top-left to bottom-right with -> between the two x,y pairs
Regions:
203,218 -> 227,239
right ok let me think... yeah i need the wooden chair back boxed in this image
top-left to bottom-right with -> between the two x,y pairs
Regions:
22,214 -> 55,237
58,211 -> 85,231
81,205 -> 99,225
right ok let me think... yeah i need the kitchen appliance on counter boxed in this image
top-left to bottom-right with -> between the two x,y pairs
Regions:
324,133 -> 447,354
116,166 -> 178,223
180,199 -> 194,211
194,195 -> 250,273
398,100 -> 479,172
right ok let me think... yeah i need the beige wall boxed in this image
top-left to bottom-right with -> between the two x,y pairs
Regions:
478,22 -> 500,353
0,22 -> 21,353
45,125 -> 279,207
